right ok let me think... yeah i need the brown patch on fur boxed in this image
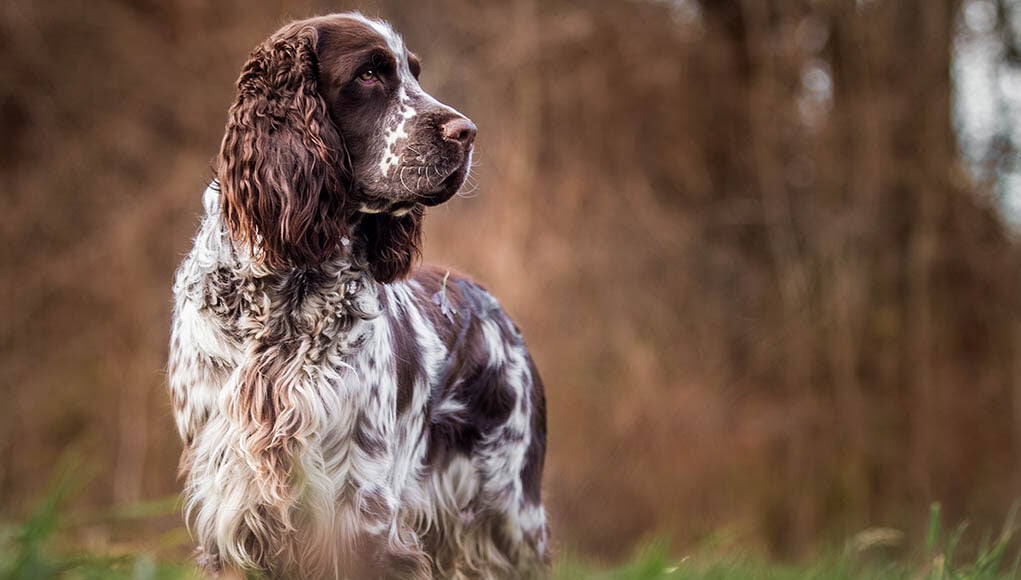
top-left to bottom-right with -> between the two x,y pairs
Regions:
358,206 -> 425,283
521,356 -> 547,506
386,295 -> 423,415
353,412 -> 387,458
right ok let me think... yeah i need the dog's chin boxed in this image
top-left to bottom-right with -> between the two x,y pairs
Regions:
419,163 -> 469,207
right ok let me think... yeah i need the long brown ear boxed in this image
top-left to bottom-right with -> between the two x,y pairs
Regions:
359,206 -> 425,284
218,25 -> 347,269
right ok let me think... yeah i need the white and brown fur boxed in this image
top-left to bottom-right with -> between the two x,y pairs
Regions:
168,13 -> 548,579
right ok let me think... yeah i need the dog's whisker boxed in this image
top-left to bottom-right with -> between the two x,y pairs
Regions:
456,182 -> 480,198
399,166 -> 412,194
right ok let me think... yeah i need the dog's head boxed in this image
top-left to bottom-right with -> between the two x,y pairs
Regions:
218,13 -> 475,282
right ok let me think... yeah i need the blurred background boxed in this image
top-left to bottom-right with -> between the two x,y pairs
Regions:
3,0 -> 1021,567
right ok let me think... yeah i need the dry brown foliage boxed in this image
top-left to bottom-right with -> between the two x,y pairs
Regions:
1,0 -> 1018,562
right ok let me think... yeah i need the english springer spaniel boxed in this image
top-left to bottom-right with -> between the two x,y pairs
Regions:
168,13 -> 548,579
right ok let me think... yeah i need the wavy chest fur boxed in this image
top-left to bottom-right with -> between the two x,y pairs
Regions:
168,188 -> 442,573
170,187 -> 548,578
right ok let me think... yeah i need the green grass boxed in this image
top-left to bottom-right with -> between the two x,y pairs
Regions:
3,469 -> 1019,579
556,503 -> 1021,580
0,463 -> 196,580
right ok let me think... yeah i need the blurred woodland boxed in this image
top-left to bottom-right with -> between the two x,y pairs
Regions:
3,0 -> 1021,565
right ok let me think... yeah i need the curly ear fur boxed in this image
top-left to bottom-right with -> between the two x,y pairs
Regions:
219,25 -> 348,269
359,206 -> 425,284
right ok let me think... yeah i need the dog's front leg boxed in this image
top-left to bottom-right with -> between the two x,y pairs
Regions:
343,522 -> 430,580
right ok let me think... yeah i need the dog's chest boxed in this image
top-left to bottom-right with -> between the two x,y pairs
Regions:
254,274 -> 429,487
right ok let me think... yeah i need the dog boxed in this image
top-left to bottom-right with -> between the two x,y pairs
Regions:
168,12 -> 549,579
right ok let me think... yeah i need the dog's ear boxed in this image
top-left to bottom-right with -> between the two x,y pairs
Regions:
218,24 -> 348,269
359,207 -> 425,284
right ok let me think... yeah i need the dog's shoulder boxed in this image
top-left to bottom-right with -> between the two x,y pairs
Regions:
399,264 -> 526,345
408,265 -> 505,319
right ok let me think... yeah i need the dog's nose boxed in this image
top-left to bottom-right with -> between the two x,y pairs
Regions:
441,117 -> 477,147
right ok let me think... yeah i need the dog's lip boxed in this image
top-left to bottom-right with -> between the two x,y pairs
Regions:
358,200 -> 418,216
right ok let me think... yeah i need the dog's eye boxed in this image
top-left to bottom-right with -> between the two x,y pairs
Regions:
358,69 -> 378,83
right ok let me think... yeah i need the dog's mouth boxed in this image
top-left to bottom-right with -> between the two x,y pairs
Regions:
357,157 -> 471,215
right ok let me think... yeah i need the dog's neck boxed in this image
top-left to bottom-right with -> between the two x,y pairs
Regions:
185,183 -> 380,340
